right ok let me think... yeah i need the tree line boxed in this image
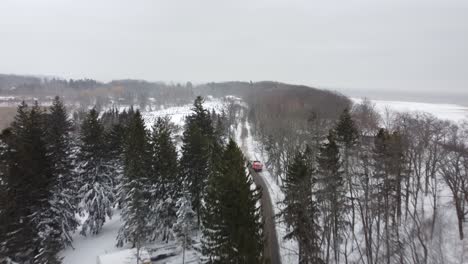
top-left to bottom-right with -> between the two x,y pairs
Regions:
0,96 -> 264,264
275,99 -> 468,264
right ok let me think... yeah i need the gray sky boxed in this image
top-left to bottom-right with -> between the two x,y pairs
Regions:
1,0 -> 467,95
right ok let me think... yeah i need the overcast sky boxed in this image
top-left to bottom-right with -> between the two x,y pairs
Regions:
1,0 -> 467,95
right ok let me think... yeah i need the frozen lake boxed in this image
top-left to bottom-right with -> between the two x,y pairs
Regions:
352,98 -> 468,123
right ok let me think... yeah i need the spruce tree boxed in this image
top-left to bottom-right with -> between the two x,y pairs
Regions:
0,129 -> 11,261
173,191 -> 197,264
107,122 -> 126,208
149,116 -> 179,242
180,123 -> 209,226
317,130 -> 346,264
202,139 -> 263,263
78,108 -> 115,236
335,108 -> 359,149
283,147 -> 323,264
187,96 -> 214,138
117,111 -> 152,248
173,191 -> 197,249
151,116 -> 180,200
45,96 -> 79,248
335,108 -> 359,230
180,97 -> 215,225
0,102 -> 60,263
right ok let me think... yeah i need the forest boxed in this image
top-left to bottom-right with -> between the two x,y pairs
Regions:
0,76 -> 467,264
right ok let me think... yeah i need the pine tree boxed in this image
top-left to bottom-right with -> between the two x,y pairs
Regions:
188,96 -> 214,138
149,116 -> 180,242
335,108 -> 359,230
173,191 -> 197,264
0,102 -> 61,263
283,147 -> 323,264
372,128 -> 406,263
107,122 -> 126,208
335,108 -> 359,149
0,129 -> 11,261
180,97 -> 215,225
117,110 -> 152,248
202,139 -> 263,263
78,108 -> 115,236
173,191 -> 197,249
45,96 -> 79,248
317,130 -> 346,264
151,116 -> 180,200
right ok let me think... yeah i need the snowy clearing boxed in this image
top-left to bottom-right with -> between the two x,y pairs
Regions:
60,210 -> 124,264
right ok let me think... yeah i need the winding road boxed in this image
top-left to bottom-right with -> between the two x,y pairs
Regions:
248,166 -> 282,264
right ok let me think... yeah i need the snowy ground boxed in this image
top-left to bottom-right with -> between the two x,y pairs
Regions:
60,210 -> 124,264
141,99 -> 226,129
352,98 -> 468,123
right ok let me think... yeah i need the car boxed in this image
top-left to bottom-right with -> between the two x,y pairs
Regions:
252,160 -> 263,172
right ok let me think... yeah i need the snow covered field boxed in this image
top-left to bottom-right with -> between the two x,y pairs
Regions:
141,99 -> 226,128
352,98 -> 468,123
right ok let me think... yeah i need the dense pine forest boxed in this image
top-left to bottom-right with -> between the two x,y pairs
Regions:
0,76 -> 467,264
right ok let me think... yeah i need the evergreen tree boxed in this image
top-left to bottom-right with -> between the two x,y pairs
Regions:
335,108 -> 359,230
180,123 -> 209,226
149,116 -> 180,242
106,122 -> 126,208
173,191 -> 197,249
45,96 -> 79,248
372,129 -> 405,224
180,97 -> 215,225
372,128 -> 406,262
117,111 -> 152,248
173,191 -> 197,264
202,139 -> 263,263
335,108 -> 359,149
151,116 -> 180,200
317,131 -> 346,264
283,147 -> 323,264
78,108 -> 114,236
0,129 -> 11,261
0,102 -> 60,263
188,96 -> 214,138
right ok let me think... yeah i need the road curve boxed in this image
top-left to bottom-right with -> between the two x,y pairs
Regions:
248,166 -> 282,264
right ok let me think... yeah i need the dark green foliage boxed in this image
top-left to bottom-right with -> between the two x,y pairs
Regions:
0,129 -> 12,250
0,102 -> 61,263
317,131 -> 346,264
335,108 -> 359,149
117,111 -> 153,247
283,146 -> 323,264
335,107 -> 359,230
372,128 -> 406,223
202,139 -> 263,264
78,108 -> 115,236
180,96 -> 217,225
151,116 -> 180,200
149,117 -> 180,242
106,122 -> 126,207
318,132 -> 345,201
45,96 -> 79,248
